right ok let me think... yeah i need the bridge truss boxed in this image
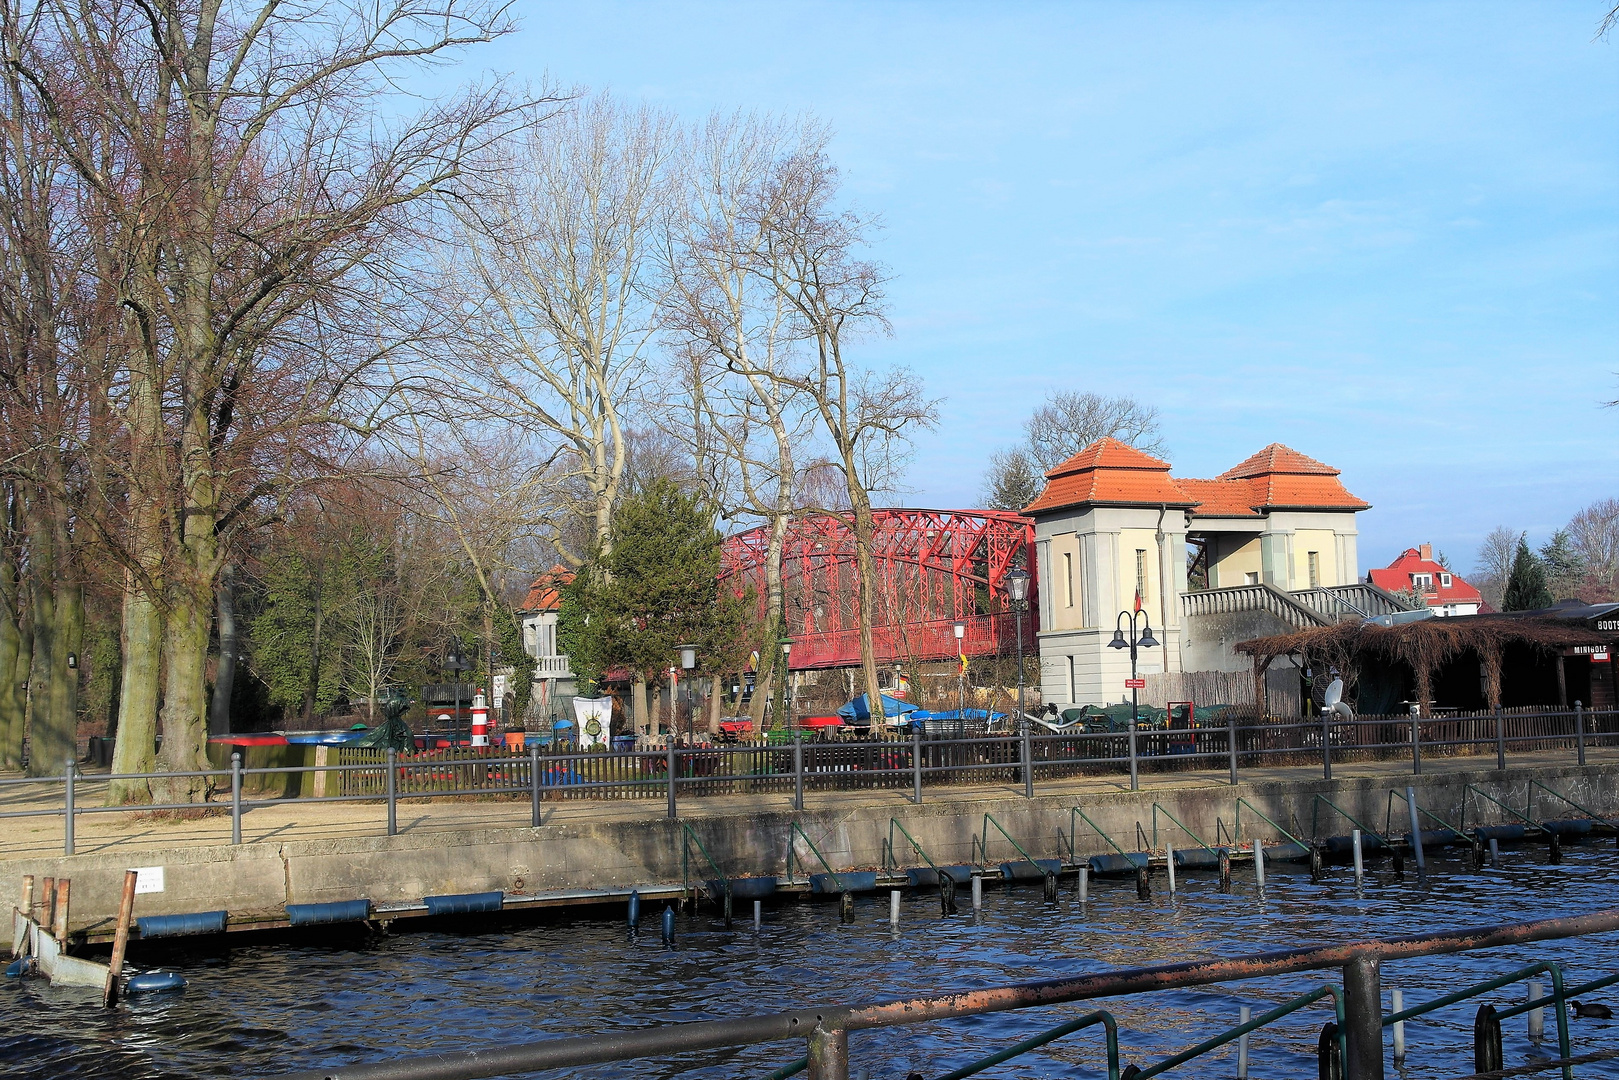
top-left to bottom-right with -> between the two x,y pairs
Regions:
719,508 -> 1040,671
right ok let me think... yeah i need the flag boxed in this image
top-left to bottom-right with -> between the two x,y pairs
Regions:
959,650 -> 968,676
1134,589 -> 1142,613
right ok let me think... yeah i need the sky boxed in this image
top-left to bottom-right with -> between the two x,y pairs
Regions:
430,1 -> 1619,576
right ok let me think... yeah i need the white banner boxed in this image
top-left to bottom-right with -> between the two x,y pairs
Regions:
493,674 -> 508,709
572,696 -> 613,749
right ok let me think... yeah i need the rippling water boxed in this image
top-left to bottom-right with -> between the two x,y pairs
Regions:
4,841 -> 1617,1080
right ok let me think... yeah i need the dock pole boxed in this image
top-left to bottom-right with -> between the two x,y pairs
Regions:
1228,715 -> 1239,785
667,740 -> 677,819
528,743 -> 540,828
63,757 -> 75,856
1406,787 -> 1426,877
912,724 -> 922,805
1237,1005 -> 1251,1078
103,869 -> 137,1007
1352,830 -> 1364,885
793,734 -> 804,812
386,748 -> 398,836
1342,955 -> 1385,1080
231,752 -> 243,844
1409,703 -> 1422,775
1574,702 -> 1585,767
51,879 -> 70,944
1392,989 -> 1406,1064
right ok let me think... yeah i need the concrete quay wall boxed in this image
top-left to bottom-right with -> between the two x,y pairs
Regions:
7,763 -> 1616,933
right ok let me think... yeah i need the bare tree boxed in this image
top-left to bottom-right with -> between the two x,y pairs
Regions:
1023,391 -> 1165,470
746,151 -> 940,713
433,93 -> 676,566
1472,526 -> 1520,611
1567,497 -> 1619,599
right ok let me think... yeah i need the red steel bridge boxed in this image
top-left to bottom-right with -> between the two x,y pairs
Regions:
719,508 -> 1039,671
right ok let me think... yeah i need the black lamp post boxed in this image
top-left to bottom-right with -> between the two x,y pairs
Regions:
953,621 -> 966,719
679,644 -> 697,743
1107,610 -> 1159,791
1006,568 -> 1031,727
779,639 -> 793,731
444,649 -> 469,744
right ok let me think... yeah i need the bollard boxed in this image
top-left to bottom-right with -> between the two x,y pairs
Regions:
754,899 -> 762,928
103,869 -> 138,1007
1309,845 -> 1323,883
839,891 -> 855,924
230,752 -> 243,844
1548,832 -> 1562,864
1135,864 -> 1151,900
911,724 -> 922,805
1165,842 -> 1176,896
1253,841 -> 1265,892
940,874 -> 957,916
1527,979 -> 1544,1042
63,757 -> 75,856
1574,701 -> 1585,767
1237,1005 -> 1251,1078
1317,1022 -> 1343,1080
1473,1004 -> 1503,1074
386,747 -> 399,836
1471,840 -> 1485,869
793,734 -> 804,812
1351,830 -> 1364,885
1218,848 -> 1232,891
889,889 -> 901,926
1489,837 -> 1500,867
40,877 -> 55,931
1341,955 -> 1382,1080
529,743 -> 541,828
666,741 -> 678,819
660,905 -> 675,944
1494,707 -> 1506,771
627,890 -> 641,928
1321,709 -> 1332,781
51,878 -> 70,944
1405,787 -> 1426,877
1228,715 -> 1238,785
20,875 -> 34,922
1077,865 -> 1089,903
1392,989 -> 1405,1064
971,874 -> 982,912
1043,871 -> 1058,903
1391,848 -> 1405,876
1409,702 -> 1422,775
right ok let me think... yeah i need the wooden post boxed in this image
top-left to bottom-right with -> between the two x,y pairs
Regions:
51,878 -> 70,944
1480,646 -> 1503,710
40,876 -> 55,931
19,874 -> 33,917
103,869 -> 138,1007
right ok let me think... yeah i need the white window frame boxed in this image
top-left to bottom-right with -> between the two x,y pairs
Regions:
1440,572 -> 1452,588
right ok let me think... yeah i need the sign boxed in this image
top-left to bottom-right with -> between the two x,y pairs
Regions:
492,674 -> 508,709
1124,678 -> 1146,690
131,866 -> 165,894
1568,645 -> 1609,656
1598,619 -> 1619,631
572,696 -> 612,750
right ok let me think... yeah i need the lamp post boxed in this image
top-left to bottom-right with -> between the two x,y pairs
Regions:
1006,567 -> 1032,799
779,639 -> 794,730
953,621 -> 966,719
444,649 -> 469,745
1107,610 -> 1159,791
679,645 -> 698,743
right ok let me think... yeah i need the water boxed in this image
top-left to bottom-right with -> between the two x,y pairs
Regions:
4,842 -> 1617,1080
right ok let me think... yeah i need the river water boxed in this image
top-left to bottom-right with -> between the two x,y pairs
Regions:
4,841 -> 1617,1080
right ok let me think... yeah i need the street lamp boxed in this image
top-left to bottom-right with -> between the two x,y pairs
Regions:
679,645 -> 698,743
1107,610 -> 1159,791
444,649 -> 469,745
779,639 -> 794,731
953,621 -> 967,720
1006,567 -> 1033,799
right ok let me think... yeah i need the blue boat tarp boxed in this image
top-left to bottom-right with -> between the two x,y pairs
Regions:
837,694 -> 919,723
904,709 -> 1006,723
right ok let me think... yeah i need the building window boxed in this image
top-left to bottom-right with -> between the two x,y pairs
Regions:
1307,551 -> 1320,589
1245,572 -> 1259,586
1066,655 -> 1076,703
1135,549 -> 1147,604
1412,573 -> 1433,592
1440,572 -> 1452,587
1063,552 -> 1074,608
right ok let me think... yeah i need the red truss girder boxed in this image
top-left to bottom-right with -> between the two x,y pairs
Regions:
719,508 -> 1040,670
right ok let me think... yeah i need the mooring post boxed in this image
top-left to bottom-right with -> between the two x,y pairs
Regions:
1165,841 -> 1177,896
1494,707 -> 1506,771
1237,1004 -> 1251,1078
1021,719 -> 1034,799
1527,979 -> 1544,1042
1218,847 -> 1232,891
1405,786 -> 1426,877
19,874 -> 34,927
1321,709 -> 1332,780
1352,829 -> 1364,885
666,739 -> 678,819
231,752 -> 243,845
1342,954 -> 1384,1080
889,889 -> 900,926
971,873 -> 982,912
63,756 -> 75,856
40,877 -> 54,930
1489,837 -> 1500,867
911,723 -> 923,804
1391,988 -> 1405,1064
528,743 -> 540,829
793,733 -> 804,812
753,899 -> 762,928
1078,865 -> 1089,903
806,1025 -> 849,1080
385,747 -> 398,836
1228,715 -> 1239,785
1409,703 -> 1422,775
51,878 -> 70,944
103,869 -> 137,1007
1253,840 -> 1265,892
1574,701 -> 1585,767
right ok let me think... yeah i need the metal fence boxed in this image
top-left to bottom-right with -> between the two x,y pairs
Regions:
1,706 -> 1613,855
257,908 -> 1619,1080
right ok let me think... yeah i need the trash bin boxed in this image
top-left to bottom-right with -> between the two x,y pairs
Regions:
611,735 -> 637,752
503,731 -> 526,751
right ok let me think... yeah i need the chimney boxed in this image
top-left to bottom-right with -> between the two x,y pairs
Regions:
1419,543 -> 1432,563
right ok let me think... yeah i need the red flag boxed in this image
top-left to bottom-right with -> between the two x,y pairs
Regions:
1134,590 -> 1142,613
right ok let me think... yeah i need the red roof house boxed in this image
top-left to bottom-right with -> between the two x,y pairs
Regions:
1368,544 -> 1483,616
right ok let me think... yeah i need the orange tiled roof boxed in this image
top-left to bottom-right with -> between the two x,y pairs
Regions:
1023,440 -> 1370,517
1023,437 -> 1197,515
521,566 -> 575,611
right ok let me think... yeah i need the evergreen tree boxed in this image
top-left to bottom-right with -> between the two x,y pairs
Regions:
1502,537 -> 1553,611
1538,529 -> 1586,601
558,479 -> 749,695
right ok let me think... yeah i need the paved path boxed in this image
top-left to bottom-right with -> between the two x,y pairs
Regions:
1,747 -> 1613,859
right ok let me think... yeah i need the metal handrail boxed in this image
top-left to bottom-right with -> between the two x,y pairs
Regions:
1310,793 -> 1392,847
261,909 -> 1619,1080
934,1009 -> 1120,1080
975,812 -> 1043,872
883,818 -> 942,877
1383,961 -> 1572,1080
785,822 -> 842,890
1235,798 -> 1310,851
1466,784 -> 1550,835
680,822 -> 729,907
1151,802 -> 1218,855
1529,780 -> 1619,831
1071,806 -> 1133,858
1134,984 -> 1343,1080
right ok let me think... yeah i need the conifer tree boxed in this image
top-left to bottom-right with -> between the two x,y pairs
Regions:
1502,537 -> 1553,611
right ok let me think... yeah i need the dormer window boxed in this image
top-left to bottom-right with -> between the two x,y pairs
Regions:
1412,573 -> 1434,592
1439,572 -> 1452,588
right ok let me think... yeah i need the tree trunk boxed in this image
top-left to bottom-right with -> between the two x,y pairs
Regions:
303,578 -> 324,726
109,569 -> 162,803
847,486 -> 884,718
0,520 -> 25,768
707,675 -> 722,734
153,574 -> 215,801
24,489 -> 80,778
749,510 -> 789,730
632,677 -> 648,736
209,562 -> 237,737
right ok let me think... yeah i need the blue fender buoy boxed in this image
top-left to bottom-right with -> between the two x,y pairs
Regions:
660,905 -> 675,944
125,971 -> 187,994
627,889 -> 641,929
5,957 -> 28,978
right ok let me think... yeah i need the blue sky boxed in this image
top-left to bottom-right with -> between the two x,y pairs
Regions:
449,1 -> 1618,576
